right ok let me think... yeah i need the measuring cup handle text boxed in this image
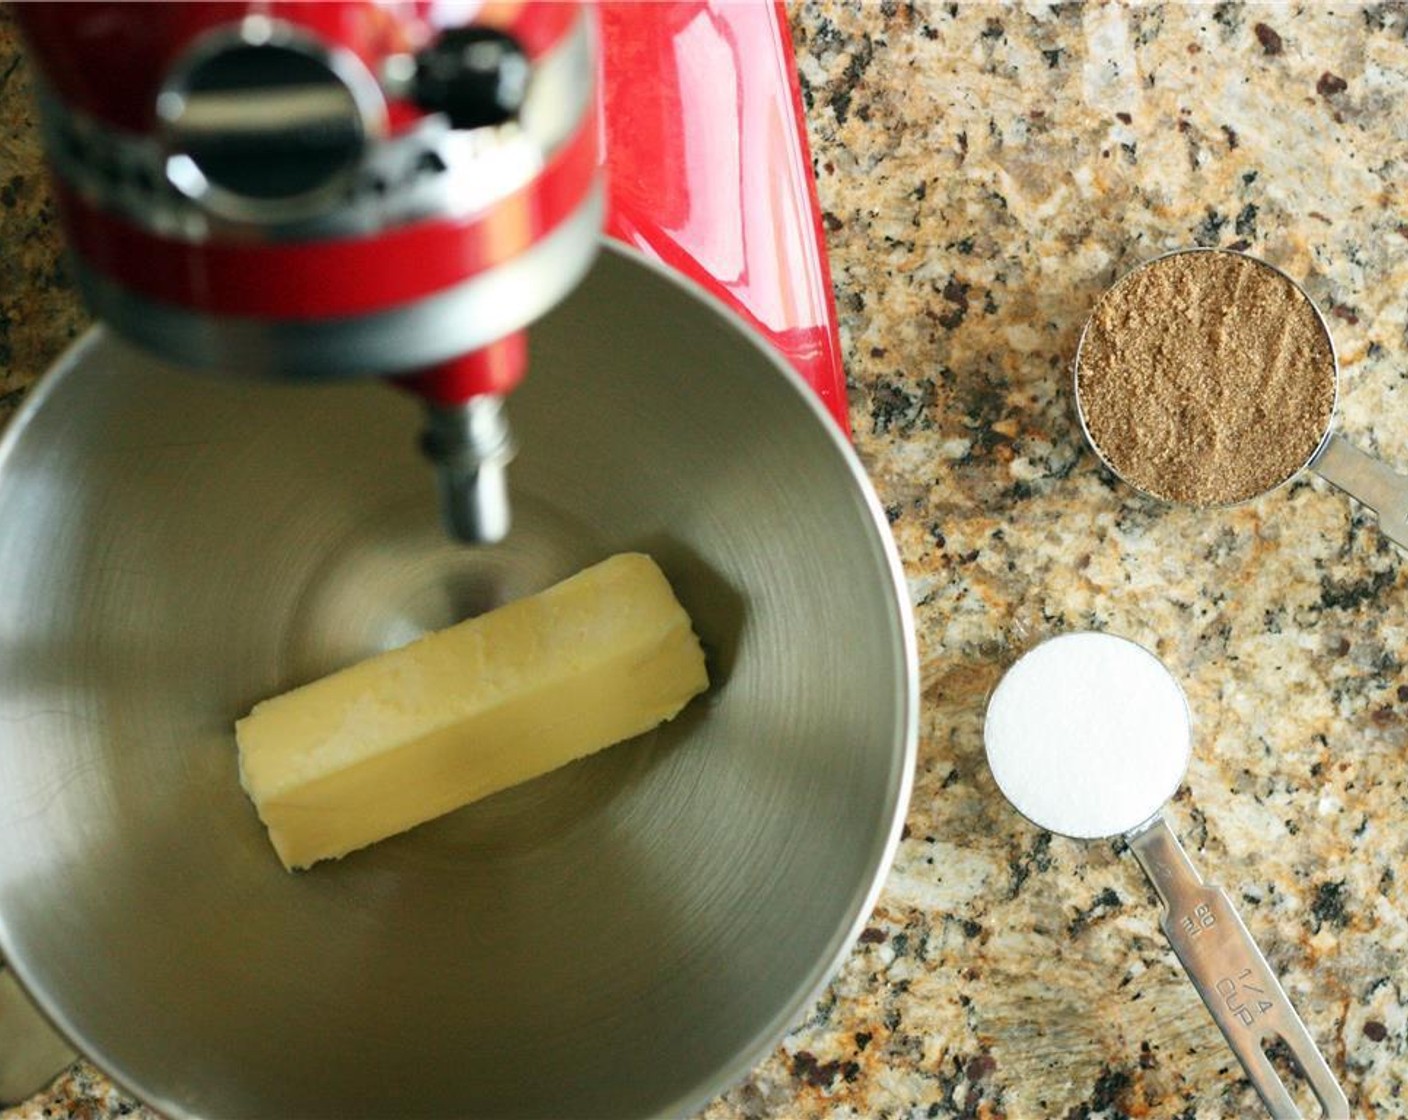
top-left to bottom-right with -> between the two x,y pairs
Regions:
1128,818 -> 1349,1120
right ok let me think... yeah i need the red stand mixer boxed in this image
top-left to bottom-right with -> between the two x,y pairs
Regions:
14,0 -> 846,543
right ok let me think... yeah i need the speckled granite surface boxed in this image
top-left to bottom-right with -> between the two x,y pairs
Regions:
2,3 -> 1406,1118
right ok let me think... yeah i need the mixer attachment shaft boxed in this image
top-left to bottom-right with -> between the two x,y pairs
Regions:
420,396 -> 516,544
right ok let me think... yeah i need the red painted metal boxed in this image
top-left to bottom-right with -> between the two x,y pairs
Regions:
18,1 -> 848,431
471,2 -> 584,58
396,332 -> 528,403
597,1 -> 846,431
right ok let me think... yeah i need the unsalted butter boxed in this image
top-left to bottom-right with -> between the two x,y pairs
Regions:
236,552 -> 709,870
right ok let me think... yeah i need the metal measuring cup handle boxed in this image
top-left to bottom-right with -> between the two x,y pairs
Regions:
1128,818 -> 1350,1120
1310,432 -> 1408,550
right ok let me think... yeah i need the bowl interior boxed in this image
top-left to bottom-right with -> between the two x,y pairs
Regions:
0,249 -> 913,1118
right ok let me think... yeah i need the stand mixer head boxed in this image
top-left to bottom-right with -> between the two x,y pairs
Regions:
15,1 -> 603,543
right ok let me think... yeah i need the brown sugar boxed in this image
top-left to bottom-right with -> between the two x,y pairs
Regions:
1075,250 -> 1337,505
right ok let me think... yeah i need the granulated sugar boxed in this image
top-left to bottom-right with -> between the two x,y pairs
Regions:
1076,250 -> 1337,505
983,632 -> 1190,840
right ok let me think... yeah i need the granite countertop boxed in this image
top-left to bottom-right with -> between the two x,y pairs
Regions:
2,3 -> 1406,1118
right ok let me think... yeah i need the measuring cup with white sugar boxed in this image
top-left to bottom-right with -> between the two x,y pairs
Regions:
984,632 -> 1349,1119
1073,247 -> 1408,551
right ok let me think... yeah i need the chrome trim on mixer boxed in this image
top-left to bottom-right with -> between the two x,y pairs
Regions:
35,10 -> 596,243
71,184 -> 605,378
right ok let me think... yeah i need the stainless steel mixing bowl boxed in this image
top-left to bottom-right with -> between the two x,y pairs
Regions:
0,246 -> 917,1118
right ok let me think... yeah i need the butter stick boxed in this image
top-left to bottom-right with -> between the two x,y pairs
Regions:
236,553 -> 709,870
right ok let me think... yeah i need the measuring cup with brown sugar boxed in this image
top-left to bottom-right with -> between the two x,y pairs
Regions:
1073,247 -> 1408,550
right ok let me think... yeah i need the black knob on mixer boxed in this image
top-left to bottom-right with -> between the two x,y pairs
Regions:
413,29 -> 529,130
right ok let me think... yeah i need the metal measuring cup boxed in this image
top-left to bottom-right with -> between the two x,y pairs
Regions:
1073,247 -> 1408,550
983,632 -> 1349,1119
